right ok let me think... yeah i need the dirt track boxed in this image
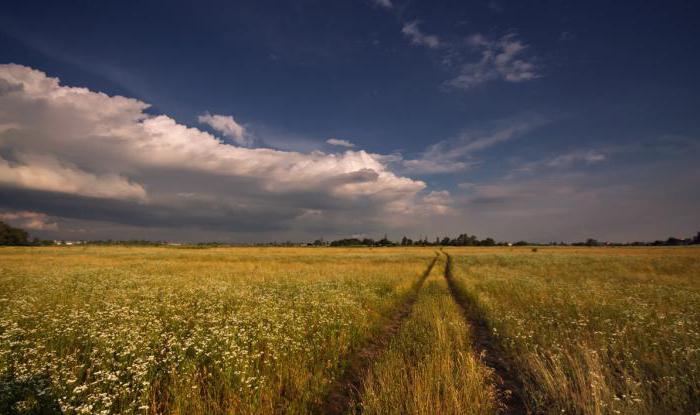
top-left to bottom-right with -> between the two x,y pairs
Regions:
317,254 -> 439,415
443,252 -> 527,415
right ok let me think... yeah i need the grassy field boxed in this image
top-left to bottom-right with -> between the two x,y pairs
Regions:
352,254 -> 500,415
447,246 -> 700,415
0,247 -> 434,414
1,246 -> 698,414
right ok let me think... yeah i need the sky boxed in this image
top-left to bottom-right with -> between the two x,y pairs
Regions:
0,0 -> 699,243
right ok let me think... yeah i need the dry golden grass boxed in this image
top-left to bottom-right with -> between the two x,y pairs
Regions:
353,255 -> 500,415
447,246 -> 700,414
1,245 -> 698,414
0,246 -> 435,414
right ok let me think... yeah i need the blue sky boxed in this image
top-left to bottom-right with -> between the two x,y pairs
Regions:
0,0 -> 698,242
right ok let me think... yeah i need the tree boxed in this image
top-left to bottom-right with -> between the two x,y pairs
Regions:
440,236 -> 451,246
330,238 -> 362,246
693,232 -> 700,245
454,233 -> 467,246
666,237 -> 683,246
377,234 -> 393,246
0,221 -> 30,245
480,237 -> 496,246
585,238 -> 600,247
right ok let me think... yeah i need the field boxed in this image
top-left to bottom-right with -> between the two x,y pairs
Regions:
0,246 -> 699,414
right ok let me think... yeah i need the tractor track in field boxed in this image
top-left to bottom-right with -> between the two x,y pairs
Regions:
317,254 -> 439,415
443,252 -> 528,415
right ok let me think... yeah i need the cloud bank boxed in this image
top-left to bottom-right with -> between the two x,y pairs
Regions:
0,64 -> 450,240
0,210 -> 57,230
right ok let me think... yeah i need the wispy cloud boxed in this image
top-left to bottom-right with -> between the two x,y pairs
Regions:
401,21 -> 441,49
401,158 -> 471,175
487,0 -> 504,13
451,151 -> 700,242
546,150 -> 606,167
402,117 -> 545,175
448,33 -> 540,89
513,150 -> 607,175
394,15 -> 540,90
370,0 -> 393,9
326,138 -> 355,148
373,0 -> 539,90
198,112 -> 252,147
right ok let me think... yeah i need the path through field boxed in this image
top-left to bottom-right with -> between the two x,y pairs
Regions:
319,254 -> 439,414
444,253 -> 526,415
332,252 -> 525,414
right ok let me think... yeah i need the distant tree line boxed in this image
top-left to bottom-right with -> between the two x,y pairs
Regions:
2,219 -> 700,247
570,233 -> 700,247
324,233 -> 501,247
323,231 -> 700,248
315,234 -> 484,247
0,221 -> 52,246
82,239 -> 168,246
324,234 -> 393,247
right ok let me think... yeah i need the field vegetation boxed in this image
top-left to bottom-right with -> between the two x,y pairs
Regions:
0,247 -> 434,414
353,254 -> 500,414
1,245 -> 698,414
448,246 -> 700,414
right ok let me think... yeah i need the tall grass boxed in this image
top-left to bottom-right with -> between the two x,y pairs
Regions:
0,246 -> 435,414
448,247 -> 700,414
2,245 -> 697,414
353,255 -> 500,415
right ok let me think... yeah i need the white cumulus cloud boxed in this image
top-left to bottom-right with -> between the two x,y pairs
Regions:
0,64 -> 449,239
0,153 -> 147,201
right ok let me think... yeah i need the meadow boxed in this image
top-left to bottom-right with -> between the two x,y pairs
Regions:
0,245 -> 698,414
448,246 -> 700,415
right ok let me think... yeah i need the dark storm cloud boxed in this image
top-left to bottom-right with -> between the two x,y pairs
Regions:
0,188 -> 292,233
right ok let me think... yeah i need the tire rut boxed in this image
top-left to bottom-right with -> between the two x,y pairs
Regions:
442,252 -> 528,415
316,254 -> 439,415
